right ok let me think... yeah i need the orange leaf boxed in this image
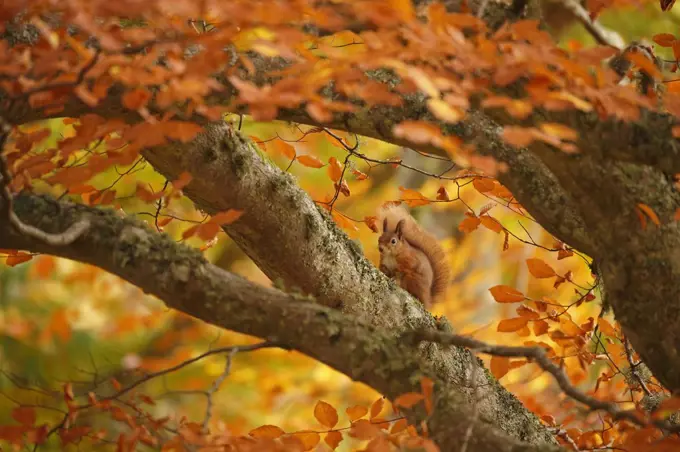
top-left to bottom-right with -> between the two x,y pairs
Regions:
297,155 -> 324,168
11,407 -> 36,426
331,211 -> 359,237
390,419 -> 408,434
209,210 -> 244,225
458,216 -> 481,233
314,401 -> 338,428
325,431 -> 343,450
122,88 -> 151,110
327,157 -> 343,182
490,356 -> 510,379
6,253 -> 33,266
427,98 -> 464,123
473,178 -> 495,193
394,392 -> 425,409
272,141 -> 296,160
597,318 -> 618,337
526,258 -> 556,279
497,317 -> 530,332
533,320 -> 550,336
350,419 -> 381,440
399,187 -> 430,207
637,203 -> 661,226
346,405 -> 368,421
489,285 -> 525,303
370,398 -> 384,420
539,122 -> 578,141
502,126 -> 536,147
249,425 -> 285,439
292,431 -> 320,450
172,172 -> 193,190
653,33 -> 676,47
480,216 -> 503,233
33,255 -> 55,278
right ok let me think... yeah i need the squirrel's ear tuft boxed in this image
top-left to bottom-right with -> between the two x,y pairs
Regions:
382,218 -> 388,232
395,219 -> 405,238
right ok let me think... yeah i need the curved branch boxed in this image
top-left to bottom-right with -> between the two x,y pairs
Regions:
0,192 -> 560,452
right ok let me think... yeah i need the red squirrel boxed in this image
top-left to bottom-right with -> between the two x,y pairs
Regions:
377,204 -> 450,308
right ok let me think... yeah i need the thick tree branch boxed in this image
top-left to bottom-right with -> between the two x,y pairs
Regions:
0,192 -> 560,452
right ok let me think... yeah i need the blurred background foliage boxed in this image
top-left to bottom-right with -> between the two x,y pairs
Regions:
1,1 -> 678,450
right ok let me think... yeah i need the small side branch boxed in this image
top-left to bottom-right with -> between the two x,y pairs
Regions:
0,118 -> 90,246
409,328 -> 679,432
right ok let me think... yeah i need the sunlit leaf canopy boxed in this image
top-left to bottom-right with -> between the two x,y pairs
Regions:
3,0 -> 680,451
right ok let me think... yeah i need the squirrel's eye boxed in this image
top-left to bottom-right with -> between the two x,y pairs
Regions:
390,238 -> 397,245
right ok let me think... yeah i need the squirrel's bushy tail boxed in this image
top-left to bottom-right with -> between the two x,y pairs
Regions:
377,204 -> 450,301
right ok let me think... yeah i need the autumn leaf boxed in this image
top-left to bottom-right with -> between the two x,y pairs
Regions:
172,171 -> 193,190
597,317 -> 618,337
436,186 -> 449,201
314,401 -> 338,428
249,425 -> 285,439
350,419 -> 381,440
399,187 -> 430,207
6,253 -> 33,266
497,317 -> 529,332
489,285 -> 525,303
325,431 -> 343,449
327,157 -> 343,182
473,178 -> 495,193
394,392 -> 425,409
458,215 -> 481,233
297,154 -> 325,168
480,216 -> 503,233
272,140 -> 297,160
11,407 -> 36,426
526,258 -> 556,279
636,203 -> 661,227
490,356 -> 511,379
370,398 -> 385,420
292,431 -> 320,450
346,405 -> 368,421
209,210 -> 244,225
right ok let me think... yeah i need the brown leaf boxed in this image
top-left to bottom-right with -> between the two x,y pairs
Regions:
436,186 -> 449,201
473,178 -> 495,193
314,401 -> 338,428
489,285 -> 525,303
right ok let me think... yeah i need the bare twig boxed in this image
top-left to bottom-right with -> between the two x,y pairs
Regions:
202,347 -> 238,430
558,0 -> 624,49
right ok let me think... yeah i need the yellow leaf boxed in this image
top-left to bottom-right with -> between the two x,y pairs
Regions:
249,425 -> 285,439
489,285 -> 525,303
314,401 -> 338,428
297,154 -> 325,168
427,98 -> 464,123
490,356 -> 510,379
526,258 -> 556,279
497,317 -> 529,332
539,122 -> 578,141
327,157 -> 343,182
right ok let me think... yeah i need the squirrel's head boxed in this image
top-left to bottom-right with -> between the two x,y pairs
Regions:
378,218 -> 406,255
